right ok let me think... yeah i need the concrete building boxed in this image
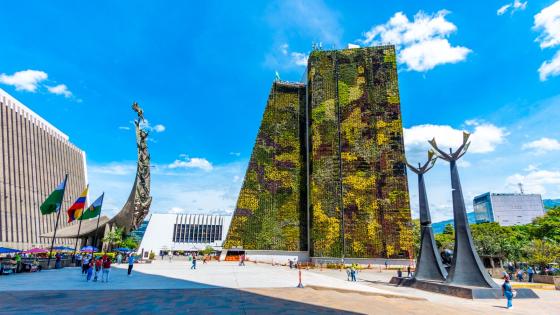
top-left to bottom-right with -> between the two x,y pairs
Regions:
138,213 -> 232,258
0,88 -> 87,249
473,193 -> 545,226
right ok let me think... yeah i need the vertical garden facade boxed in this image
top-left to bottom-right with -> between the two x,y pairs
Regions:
308,46 -> 412,259
224,82 -> 307,251
225,46 -> 412,259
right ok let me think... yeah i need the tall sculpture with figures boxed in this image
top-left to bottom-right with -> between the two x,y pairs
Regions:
108,102 -> 153,232
429,132 -> 497,288
406,151 -> 447,282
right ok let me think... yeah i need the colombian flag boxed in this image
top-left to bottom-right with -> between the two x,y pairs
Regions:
67,186 -> 88,223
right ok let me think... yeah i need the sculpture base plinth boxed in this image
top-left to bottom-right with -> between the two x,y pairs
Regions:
389,277 -> 539,299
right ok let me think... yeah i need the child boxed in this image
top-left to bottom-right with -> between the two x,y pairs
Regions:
86,260 -> 94,282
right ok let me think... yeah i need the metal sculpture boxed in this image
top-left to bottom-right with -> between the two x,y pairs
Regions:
108,102 -> 152,232
406,151 -> 447,281
429,132 -> 497,288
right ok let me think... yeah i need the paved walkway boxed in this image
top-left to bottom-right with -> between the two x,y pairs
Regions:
0,261 -> 557,314
310,268 -> 560,315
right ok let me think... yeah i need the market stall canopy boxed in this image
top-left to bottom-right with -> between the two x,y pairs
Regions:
80,246 -> 98,252
23,248 -> 48,254
0,247 -> 21,254
53,246 -> 74,251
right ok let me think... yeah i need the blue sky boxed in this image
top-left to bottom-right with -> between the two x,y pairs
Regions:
1,0 -> 559,221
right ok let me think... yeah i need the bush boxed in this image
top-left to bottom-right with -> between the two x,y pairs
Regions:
92,252 -> 116,260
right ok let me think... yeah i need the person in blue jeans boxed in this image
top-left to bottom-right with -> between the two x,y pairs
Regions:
502,277 -> 513,309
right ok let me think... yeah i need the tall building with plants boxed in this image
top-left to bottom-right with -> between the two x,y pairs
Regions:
225,46 -> 412,259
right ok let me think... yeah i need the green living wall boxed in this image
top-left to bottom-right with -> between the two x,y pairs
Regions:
308,46 -> 413,258
223,82 -> 307,251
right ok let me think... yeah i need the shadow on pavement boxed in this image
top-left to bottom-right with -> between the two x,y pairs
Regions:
1,268 -> 361,314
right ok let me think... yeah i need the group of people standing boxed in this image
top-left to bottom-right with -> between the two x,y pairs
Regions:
75,252 -> 136,282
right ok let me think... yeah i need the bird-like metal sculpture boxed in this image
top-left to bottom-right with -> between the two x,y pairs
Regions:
406,150 -> 447,281
429,132 -> 497,288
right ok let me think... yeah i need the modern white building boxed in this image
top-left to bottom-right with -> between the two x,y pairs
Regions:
473,193 -> 545,226
137,213 -> 232,257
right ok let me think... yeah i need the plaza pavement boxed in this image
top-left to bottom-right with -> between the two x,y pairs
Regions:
0,260 -> 557,314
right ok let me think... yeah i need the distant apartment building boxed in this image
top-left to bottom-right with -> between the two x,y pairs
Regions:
473,192 -> 545,226
0,88 -> 87,249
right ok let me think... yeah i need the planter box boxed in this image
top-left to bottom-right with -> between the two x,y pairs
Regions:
533,274 -> 557,284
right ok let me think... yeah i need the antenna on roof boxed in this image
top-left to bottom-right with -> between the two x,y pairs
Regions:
518,183 -> 524,194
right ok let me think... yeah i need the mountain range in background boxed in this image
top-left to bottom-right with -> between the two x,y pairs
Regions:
543,199 -> 560,209
432,212 -> 476,234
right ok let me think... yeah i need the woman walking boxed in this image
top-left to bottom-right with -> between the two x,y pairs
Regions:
127,254 -> 135,276
502,277 -> 514,309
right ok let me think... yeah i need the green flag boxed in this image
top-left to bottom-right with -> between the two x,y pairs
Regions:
40,179 -> 67,215
80,193 -> 104,220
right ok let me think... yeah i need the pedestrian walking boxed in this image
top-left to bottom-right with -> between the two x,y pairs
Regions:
116,253 -> 123,265
350,265 -> 357,282
346,266 -> 351,281
239,254 -> 245,266
127,254 -> 135,276
86,260 -> 94,282
384,260 -> 388,270
55,253 -> 62,269
502,277 -> 514,309
289,259 -> 293,269
516,269 -> 524,282
75,253 -> 82,267
407,265 -> 412,277
527,266 -> 534,283
82,255 -> 90,274
191,255 -> 197,270
94,257 -> 102,282
102,257 -> 111,282
397,268 -> 402,278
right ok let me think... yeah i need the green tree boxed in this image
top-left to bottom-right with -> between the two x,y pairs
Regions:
523,239 -> 560,269
201,245 -> 214,256
528,207 -> 560,243
435,224 -> 454,251
411,219 -> 420,258
102,227 -> 124,251
120,236 -> 139,250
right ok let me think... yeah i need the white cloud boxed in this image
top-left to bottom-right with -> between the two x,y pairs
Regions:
168,157 -> 213,171
0,70 -> 48,92
280,43 -> 289,55
153,124 -> 166,132
357,10 -> 471,71
290,52 -> 308,66
522,137 -> 560,154
138,119 -> 166,133
506,169 -> 560,196
404,121 -> 507,156
534,1 -> 560,80
534,1 -> 560,49
87,160 -> 246,217
538,50 -> 560,81
347,43 -> 360,49
46,84 -> 72,98
399,38 -> 472,72
497,0 -> 528,16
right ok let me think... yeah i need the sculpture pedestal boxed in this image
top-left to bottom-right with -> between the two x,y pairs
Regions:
389,277 -> 539,299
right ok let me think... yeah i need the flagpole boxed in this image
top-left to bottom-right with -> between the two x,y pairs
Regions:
92,193 -> 104,252
72,184 -> 88,257
47,174 -> 68,269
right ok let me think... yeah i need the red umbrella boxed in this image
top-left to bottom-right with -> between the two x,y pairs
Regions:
23,248 -> 49,254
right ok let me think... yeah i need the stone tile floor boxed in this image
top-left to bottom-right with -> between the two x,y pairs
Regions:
0,261 -> 557,314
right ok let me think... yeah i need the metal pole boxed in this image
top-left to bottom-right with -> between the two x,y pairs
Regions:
47,174 -> 68,269
92,211 -> 101,251
72,184 -> 88,258
73,218 -> 83,256
92,193 -> 104,251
